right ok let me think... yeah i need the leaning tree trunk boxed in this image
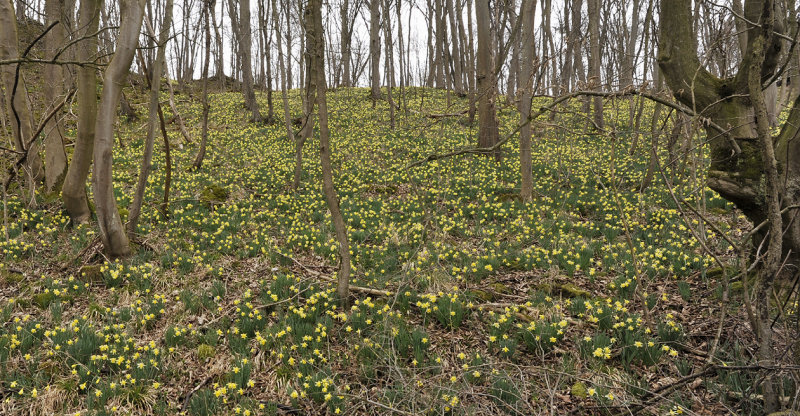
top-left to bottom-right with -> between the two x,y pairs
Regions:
93,0 -> 147,258
306,0 -> 351,303
128,0 -> 173,237
475,0 -> 500,160
43,0 -> 69,193
659,1 -> 795,410
0,0 -> 44,188
62,0 -> 99,223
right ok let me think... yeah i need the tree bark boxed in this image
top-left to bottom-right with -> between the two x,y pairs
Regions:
62,0 -> 99,224
659,3 -> 796,407
306,0 -> 351,303
128,0 -> 173,237
340,0 -> 351,87
587,0 -> 603,128
369,0 -> 381,102
518,0 -> 535,202
43,0 -> 69,193
476,0 -> 500,160
0,0 -> 44,188
93,0 -> 147,258
382,0 -> 395,128
192,0 -> 212,170
239,0 -> 261,122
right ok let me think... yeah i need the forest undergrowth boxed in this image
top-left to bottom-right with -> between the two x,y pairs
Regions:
1,86 -> 795,415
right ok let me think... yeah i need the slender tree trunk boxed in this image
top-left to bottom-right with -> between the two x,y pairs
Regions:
587,0 -> 603,128
340,0 -> 351,87
369,0 -> 381,102
476,0 -> 500,159
128,0 -> 173,237
239,0 -> 261,121
518,0 -> 535,201
192,0 -> 212,170
466,0 -> 477,123
307,0 -> 350,303
62,0 -> 99,223
166,79 -> 193,144
93,0 -> 147,258
382,0 -> 395,128
43,0 -> 69,193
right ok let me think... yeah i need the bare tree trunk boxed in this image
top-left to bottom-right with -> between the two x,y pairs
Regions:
239,0 -> 261,122
43,0 -> 69,193
93,0 -> 147,258
166,79 -> 193,144
466,0 -> 476,123
0,0 -> 44,189
396,0 -> 406,113
369,0 -> 381,102
382,0 -> 395,128
61,0 -> 99,223
339,0 -> 351,87
211,0 -> 225,89
446,0 -> 464,95
128,0 -> 173,237
518,0 -> 535,202
425,0 -> 435,87
293,0 -> 315,191
192,0 -> 212,170
273,0 -> 294,149
307,0 -> 350,303
476,0 -> 500,159
587,0 -> 603,128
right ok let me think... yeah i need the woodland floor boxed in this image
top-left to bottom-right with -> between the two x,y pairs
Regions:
1,86 -> 797,415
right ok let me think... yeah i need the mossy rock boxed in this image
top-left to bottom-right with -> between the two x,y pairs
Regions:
557,283 -> 590,298
200,184 -> 230,205
571,382 -> 588,399
489,282 -> 510,295
1,269 -> 24,285
33,292 -> 55,309
79,265 -> 104,283
729,281 -> 744,292
197,344 -> 215,360
535,283 -> 553,294
706,267 -> 726,279
470,289 -> 494,302
118,208 -> 129,221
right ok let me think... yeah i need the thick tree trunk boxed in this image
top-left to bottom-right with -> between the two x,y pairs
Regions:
93,0 -> 146,258
307,0 -> 350,303
62,0 -> 99,223
128,0 -> 173,237
43,0 -> 69,193
476,0 -> 500,159
659,2 -> 796,408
